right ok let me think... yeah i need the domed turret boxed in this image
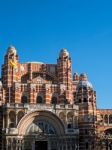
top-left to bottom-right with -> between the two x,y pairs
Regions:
77,73 -> 93,90
7,45 -> 17,55
77,80 -> 93,90
3,45 -> 18,87
73,72 -> 79,81
59,48 -> 69,58
79,73 -> 88,81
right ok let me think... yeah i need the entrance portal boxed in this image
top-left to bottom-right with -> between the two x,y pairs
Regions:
35,141 -> 48,150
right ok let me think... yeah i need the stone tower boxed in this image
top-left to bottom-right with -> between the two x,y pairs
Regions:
74,73 -> 97,149
2,46 -> 19,103
57,49 -> 73,104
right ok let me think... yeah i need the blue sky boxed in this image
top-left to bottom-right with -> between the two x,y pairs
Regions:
0,0 -> 112,108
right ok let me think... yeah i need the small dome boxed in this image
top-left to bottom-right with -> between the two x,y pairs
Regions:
74,72 -> 78,76
79,73 -> 88,81
73,72 -> 79,81
7,45 -> 17,55
77,80 -> 93,90
59,48 -> 69,57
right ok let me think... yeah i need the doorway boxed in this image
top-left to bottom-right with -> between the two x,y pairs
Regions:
35,141 -> 48,150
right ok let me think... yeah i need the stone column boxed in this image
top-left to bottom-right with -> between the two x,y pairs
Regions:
32,140 -> 35,150
16,111 -> 18,126
7,111 -> 9,128
3,112 -> 5,129
11,138 -> 13,150
22,139 -> 24,150
19,139 -> 22,150
65,139 -> 67,150
48,140 -> 51,150
61,140 -> 63,150
6,139 -> 8,150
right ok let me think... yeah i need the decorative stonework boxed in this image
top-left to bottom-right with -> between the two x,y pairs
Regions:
0,47 -> 111,150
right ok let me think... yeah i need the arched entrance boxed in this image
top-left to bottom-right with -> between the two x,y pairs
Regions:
99,128 -> 112,150
104,129 -> 112,150
17,110 -> 65,150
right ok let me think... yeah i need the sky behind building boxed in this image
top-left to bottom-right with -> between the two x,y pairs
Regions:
0,0 -> 112,108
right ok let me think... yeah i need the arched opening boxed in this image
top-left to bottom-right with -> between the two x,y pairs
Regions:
67,112 -> 74,129
109,115 -> 112,124
21,95 -> 28,103
51,97 -> 57,104
59,112 -> 66,123
67,123 -> 72,129
17,110 -> 65,136
9,111 -> 16,128
17,111 -> 24,124
36,96 -> 43,103
21,74 -> 29,83
104,115 -> 108,124
104,129 -> 112,150
105,128 -> 112,135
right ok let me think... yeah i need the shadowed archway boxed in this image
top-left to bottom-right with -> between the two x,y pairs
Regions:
17,110 -> 65,136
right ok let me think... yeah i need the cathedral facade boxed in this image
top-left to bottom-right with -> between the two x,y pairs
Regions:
0,46 -> 112,150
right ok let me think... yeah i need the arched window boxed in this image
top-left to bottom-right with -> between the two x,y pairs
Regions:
36,96 -> 43,103
59,112 -> 66,123
104,115 -> 108,124
51,97 -> 57,104
17,111 -> 24,124
21,96 -> 28,103
67,112 -> 73,122
67,123 -> 72,129
21,74 -> 29,83
9,111 -> 16,122
59,112 -> 66,122
105,129 -> 112,135
67,112 -> 73,129
109,115 -> 112,124
9,111 -> 16,128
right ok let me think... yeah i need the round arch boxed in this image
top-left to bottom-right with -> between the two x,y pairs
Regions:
36,96 -> 43,103
104,128 -> 112,135
17,110 -> 65,136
